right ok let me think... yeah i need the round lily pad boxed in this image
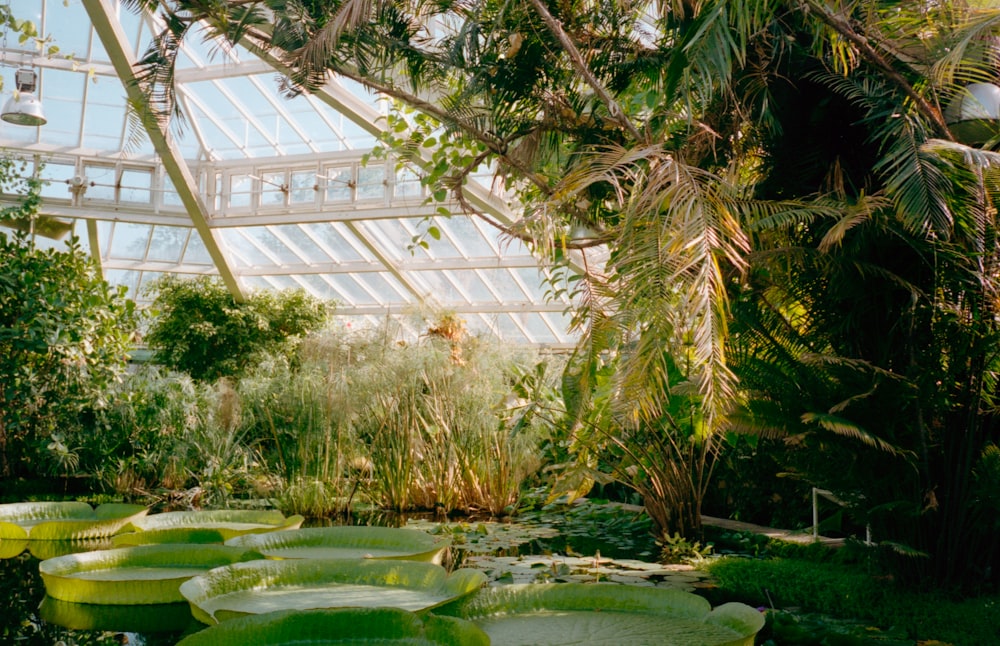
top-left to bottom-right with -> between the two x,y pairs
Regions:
115,509 -> 304,545
453,583 -> 765,646
0,501 -> 147,540
175,608 -> 489,645
39,544 -> 264,605
226,526 -> 449,563
180,558 -> 487,624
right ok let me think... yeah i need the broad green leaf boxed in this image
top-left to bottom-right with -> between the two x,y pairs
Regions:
452,583 -> 765,646
39,544 -> 264,605
176,608 -> 490,645
226,526 -> 449,563
115,510 -> 304,545
180,558 -> 486,624
39,596 -> 193,633
0,502 -> 148,540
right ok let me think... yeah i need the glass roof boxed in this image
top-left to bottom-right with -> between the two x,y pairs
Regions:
0,0 -> 583,347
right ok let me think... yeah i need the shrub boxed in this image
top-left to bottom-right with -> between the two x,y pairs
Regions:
144,275 -> 329,381
0,229 -> 138,479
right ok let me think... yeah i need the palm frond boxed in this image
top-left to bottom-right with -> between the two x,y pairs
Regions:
801,411 -> 907,456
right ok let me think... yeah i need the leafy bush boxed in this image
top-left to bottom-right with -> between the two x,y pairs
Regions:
90,367 -> 267,507
705,556 -> 1000,645
0,229 -> 138,479
144,275 -> 329,381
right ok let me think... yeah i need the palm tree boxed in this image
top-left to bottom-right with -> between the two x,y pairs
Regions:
124,0 -> 1000,586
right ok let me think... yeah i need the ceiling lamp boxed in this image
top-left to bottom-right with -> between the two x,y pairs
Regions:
1,68 -> 46,127
945,82 -> 1000,146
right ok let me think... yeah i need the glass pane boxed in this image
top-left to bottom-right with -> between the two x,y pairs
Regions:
356,165 -> 385,201
394,166 -> 422,199
147,226 -> 190,263
82,164 -> 116,201
260,171 -> 286,206
289,170 -> 318,204
302,223 -> 371,262
120,168 -> 153,204
38,161 -> 76,200
183,233 -> 213,264
229,174 -> 253,208
324,166 -> 353,202
108,222 -> 151,259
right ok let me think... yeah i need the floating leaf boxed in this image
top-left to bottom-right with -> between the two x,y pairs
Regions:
176,608 -> 489,645
115,509 -> 303,545
39,544 -> 263,605
180,558 -> 486,624
450,583 -> 765,646
226,526 -> 449,563
0,502 -> 147,540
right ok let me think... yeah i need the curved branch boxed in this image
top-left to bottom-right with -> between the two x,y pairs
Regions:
526,0 -> 646,143
799,0 -> 953,139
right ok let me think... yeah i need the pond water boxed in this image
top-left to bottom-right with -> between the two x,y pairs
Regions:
0,506 -> 661,644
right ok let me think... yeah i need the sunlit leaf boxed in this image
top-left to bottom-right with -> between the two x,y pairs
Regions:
39,544 -> 263,605
180,558 -> 486,624
226,526 -> 449,563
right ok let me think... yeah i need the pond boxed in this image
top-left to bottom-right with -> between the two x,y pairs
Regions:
0,504 -> 668,644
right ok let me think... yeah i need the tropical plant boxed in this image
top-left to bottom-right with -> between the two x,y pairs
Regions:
126,0 -> 1000,590
0,164 -> 139,479
143,274 -> 329,381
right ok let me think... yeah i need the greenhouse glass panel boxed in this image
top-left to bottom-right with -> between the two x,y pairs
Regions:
108,222 -> 151,260
477,268 -> 531,301
182,234 -> 214,265
38,162 -> 77,201
302,222 -> 373,262
324,166 -> 354,202
38,69 -> 85,148
271,225 -> 331,264
119,168 -> 153,204
146,226 -> 190,263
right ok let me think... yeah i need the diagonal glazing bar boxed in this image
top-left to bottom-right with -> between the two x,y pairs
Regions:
82,0 -> 244,300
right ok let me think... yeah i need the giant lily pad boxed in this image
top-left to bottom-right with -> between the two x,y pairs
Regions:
180,558 -> 487,625
226,526 -> 449,563
114,509 -> 304,545
453,583 -> 765,646
38,596 -> 194,633
39,544 -> 264,605
0,502 -> 147,540
175,608 -> 490,645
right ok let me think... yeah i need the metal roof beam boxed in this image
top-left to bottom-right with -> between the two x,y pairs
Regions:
82,0 -> 245,301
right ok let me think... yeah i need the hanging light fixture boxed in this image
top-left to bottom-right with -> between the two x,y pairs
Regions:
1,68 -> 46,127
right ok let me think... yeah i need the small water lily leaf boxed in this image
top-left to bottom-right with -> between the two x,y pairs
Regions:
226,526 -> 449,563
176,608 -> 490,645
0,502 -> 148,540
115,510 -> 303,546
39,596 -> 194,633
454,583 -> 765,646
180,558 -> 487,624
39,544 -> 264,605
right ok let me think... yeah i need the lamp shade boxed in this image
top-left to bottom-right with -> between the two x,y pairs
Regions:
1,92 -> 47,126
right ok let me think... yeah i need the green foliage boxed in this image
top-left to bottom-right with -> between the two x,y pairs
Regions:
706,556 -> 1000,645
90,367 -> 268,507
144,275 -> 329,381
0,219 -> 138,478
